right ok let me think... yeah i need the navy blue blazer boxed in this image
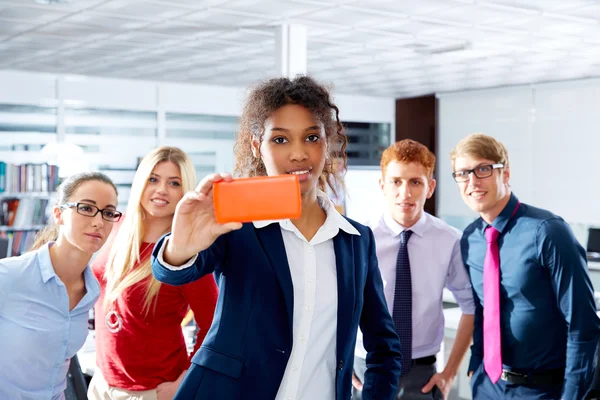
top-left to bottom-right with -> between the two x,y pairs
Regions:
151,218 -> 402,400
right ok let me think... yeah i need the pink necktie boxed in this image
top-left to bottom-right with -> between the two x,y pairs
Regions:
484,226 -> 502,384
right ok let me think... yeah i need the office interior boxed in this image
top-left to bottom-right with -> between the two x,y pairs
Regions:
0,1 -> 599,399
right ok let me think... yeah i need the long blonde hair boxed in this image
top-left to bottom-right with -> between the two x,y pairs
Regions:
103,146 -> 196,315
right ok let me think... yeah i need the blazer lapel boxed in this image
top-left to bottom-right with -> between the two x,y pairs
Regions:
254,223 -> 294,338
334,230 -> 356,357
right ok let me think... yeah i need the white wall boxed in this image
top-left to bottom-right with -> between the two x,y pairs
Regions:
437,78 -> 600,228
0,69 -> 394,126
344,167 -> 385,224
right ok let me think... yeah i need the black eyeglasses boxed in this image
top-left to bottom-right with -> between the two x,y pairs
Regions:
60,202 -> 123,222
452,163 -> 504,183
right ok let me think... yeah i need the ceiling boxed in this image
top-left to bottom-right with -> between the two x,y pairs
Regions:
0,0 -> 599,98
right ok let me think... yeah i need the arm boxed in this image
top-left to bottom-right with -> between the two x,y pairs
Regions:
180,274 -> 219,357
445,239 -> 476,378
151,173 -> 242,285
538,219 -> 600,400
444,314 -> 474,376
458,234 -> 484,376
468,291 -> 484,376
360,229 -> 402,400
423,239 -> 475,395
151,233 -> 227,286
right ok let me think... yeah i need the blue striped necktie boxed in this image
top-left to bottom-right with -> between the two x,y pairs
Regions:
392,229 -> 413,376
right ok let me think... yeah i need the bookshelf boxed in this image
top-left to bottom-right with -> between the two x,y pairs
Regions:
0,162 -> 59,258
0,226 -> 45,232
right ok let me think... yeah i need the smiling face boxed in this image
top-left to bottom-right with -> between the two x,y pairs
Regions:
453,154 -> 511,221
55,180 -> 118,255
140,161 -> 184,221
252,104 -> 327,197
380,161 -> 436,228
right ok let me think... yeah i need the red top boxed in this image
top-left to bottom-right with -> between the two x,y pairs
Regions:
92,228 -> 218,391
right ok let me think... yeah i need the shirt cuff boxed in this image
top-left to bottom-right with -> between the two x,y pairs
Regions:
448,287 -> 476,315
157,237 -> 198,271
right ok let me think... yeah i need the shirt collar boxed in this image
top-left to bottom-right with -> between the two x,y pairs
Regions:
37,242 -> 58,283
483,192 -> 520,234
36,242 -> 99,293
382,209 -> 428,238
253,190 -> 360,236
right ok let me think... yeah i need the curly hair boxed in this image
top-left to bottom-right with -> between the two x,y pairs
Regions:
234,75 -> 347,196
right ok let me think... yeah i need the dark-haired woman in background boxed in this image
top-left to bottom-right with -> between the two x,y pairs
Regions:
0,172 -> 121,399
151,76 -> 402,400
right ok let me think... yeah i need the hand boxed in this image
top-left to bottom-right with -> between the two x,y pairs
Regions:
421,371 -> 454,400
156,370 -> 187,400
351,372 -> 363,391
165,173 -> 243,265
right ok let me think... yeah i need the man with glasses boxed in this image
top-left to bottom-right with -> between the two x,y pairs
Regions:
451,133 -> 600,399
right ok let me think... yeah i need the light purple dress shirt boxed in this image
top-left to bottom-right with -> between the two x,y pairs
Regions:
356,211 -> 475,359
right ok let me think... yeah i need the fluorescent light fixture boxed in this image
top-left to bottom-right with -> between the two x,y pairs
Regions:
413,42 -> 472,55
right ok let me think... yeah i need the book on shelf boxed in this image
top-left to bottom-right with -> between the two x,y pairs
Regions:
0,196 -> 50,258
0,230 -> 38,259
0,162 -> 59,259
0,197 -> 50,228
0,162 -> 59,194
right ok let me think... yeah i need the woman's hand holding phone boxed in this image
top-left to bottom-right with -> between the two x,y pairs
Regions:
164,173 -> 242,265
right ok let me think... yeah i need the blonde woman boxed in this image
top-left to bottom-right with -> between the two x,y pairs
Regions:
88,147 -> 218,400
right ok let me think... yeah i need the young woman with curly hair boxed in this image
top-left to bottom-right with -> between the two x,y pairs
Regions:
151,76 -> 402,400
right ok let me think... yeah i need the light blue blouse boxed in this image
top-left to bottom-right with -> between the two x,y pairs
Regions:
0,242 -> 99,400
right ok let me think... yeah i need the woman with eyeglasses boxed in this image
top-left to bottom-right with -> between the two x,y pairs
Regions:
0,171 -> 121,399
87,147 -> 218,400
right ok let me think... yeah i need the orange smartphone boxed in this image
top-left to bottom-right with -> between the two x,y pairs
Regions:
213,175 -> 302,223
